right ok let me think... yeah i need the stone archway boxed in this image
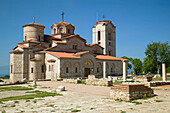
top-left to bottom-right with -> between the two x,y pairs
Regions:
83,59 -> 94,77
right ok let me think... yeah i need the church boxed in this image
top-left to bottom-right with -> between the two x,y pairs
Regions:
9,16 -> 128,82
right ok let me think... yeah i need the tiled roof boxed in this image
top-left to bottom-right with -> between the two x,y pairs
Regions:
47,59 -> 56,62
48,51 -> 79,59
74,51 -> 90,55
93,20 -> 116,28
30,58 -> 41,61
86,43 -> 104,49
35,51 -> 45,54
52,40 -> 66,44
96,55 -> 128,61
52,21 -> 75,27
9,50 -> 23,53
22,23 -> 45,28
44,35 -> 61,40
62,34 -> 86,43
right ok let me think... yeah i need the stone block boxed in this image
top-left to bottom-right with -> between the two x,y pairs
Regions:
57,86 -> 65,92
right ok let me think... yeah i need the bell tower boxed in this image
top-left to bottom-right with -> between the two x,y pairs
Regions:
92,20 -> 116,56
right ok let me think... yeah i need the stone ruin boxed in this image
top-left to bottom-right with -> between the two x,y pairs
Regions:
135,76 -> 153,82
110,84 -> 154,100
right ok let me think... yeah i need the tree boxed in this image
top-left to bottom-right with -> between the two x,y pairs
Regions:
121,56 -> 132,69
131,58 -> 143,75
143,42 -> 170,74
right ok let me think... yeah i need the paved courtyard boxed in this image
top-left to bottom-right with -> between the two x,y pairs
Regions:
0,81 -> 170,113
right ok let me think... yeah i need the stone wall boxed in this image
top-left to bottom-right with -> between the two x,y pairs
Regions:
110,84 -> 154,100
135,76 -> 153,82
86,78 -> 113,86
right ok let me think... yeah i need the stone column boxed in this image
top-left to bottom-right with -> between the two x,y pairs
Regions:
103,61 -> 106,78
162,63 -> 166,81
123,60 -> 127,81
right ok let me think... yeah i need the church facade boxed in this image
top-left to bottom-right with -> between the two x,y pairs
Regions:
9,19 -> 128,82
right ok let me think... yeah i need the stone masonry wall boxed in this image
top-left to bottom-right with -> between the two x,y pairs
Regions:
110,84 -> 154,100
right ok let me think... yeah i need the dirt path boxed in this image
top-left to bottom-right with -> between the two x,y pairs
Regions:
37,81 -> 110,96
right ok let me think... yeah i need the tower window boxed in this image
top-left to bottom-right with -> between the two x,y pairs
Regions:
66,67 -> 69,73
109,51 -> 111,56
59,27 -> 63,33
98,31 -> 101,41
25,35 -> 27,41
108,32 -> 111,40
38,36 -> 40,41
11,65 -> 13,73
73,45 -> 77,50
109,42 -> 111,46
75,67 -> 78,73
31,68 -> 34,73
54,28 -> 56,34
68,29 -> 70,34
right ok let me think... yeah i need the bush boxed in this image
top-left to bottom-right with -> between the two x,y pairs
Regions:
0,75 -> 9,79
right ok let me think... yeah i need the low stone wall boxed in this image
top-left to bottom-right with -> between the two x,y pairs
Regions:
110,84 -> 154,100
86,78 -> 113,86
135,76 -> 153,82
63,79 -> 81,84
145,81 -> 170,87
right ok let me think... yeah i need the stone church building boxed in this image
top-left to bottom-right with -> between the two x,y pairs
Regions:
9,19 -> 128,82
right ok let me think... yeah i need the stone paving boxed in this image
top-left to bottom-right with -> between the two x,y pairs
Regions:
0,81 -> 170,113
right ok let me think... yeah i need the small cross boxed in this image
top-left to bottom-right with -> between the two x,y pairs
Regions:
33,16 -> 35,23
62,12 -> 64,21
103,15 -> 105,20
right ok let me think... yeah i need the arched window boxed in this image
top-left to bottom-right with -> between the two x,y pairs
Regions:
75,45 -> 77,50
25,35 -> 27,41
42,65 -> 44,72
111,68 -> 113,72
38,36 -> 41,41
10,65 -> 13,73
31,68 -> 34,73
97,67 -> 99,73
109,42 -> 111,46
54,28 -> 56,34
73,45 -> 75,49
108,32 -> 111,40
68,29 -> 70,34
75,67 -> 78,73
66,67 -> 69,73
98,31 -> 101,41
109,51 -> 111,56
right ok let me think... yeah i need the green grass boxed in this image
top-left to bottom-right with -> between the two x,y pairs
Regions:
0,86 -> 34,92
48,104 -> 54,107
0,90 -> 62,102
121,111 -> 126,113
14,101 -> 19,104
90,108 -> 95,110
152,77 -> 170,81
0,75 -> 9,79
154,100 -> 163,102
25,99 -> 30,102
2,110 -> 6,113
71,109 -> 81,112
33,100 -> 37,103
115,98 -> 123,102
77,80 -> 86,85
126,100 -> 142,105
113,81 -> 123,85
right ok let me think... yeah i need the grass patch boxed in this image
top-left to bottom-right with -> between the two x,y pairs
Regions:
77,80 -> 86,85
115,98 -> 123,102
126,100 -> 142,105
113,81 -> 123,85
90,108 -> 95,110
0,86 -> 33,92
25,99 -> 30,102
0,90 -> 62,102
48,104 -> 54,107
11,104 -> 16,107
121,111 -> 126,113
33,100 -> 37,103
51,110 -> 55,112
154,100 -> 163,102
2,110 -> 6,113
71,109 -> 81,112
152,77 -> 170,81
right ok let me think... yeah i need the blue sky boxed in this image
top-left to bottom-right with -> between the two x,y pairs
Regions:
0,0 -> 170,74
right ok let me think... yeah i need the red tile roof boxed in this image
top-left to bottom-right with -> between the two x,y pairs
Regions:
48,51 -> 79,59
86,43 -> 104,49
47,59 -> 56,62
30,58 -> 41,61
74,51 -> 90,55
35,51 -> 45,54
52,21 -> 75,28
44,35 -> 61,40
9,50 -> 23,53
62,34 -> 86,43
22,23 -> 45,28
52,40 -> 66,44
96,55 -> 128,61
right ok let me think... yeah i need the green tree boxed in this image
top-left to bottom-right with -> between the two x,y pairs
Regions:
143,42 -> 170,74
121,56 -> 132,69
131,58 -> 143,75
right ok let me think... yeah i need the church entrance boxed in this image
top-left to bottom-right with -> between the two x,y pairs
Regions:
84,68 -> 90,77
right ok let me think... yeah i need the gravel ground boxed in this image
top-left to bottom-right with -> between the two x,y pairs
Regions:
0,81 -> 170,113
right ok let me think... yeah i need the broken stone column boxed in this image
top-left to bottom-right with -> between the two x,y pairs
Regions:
123,60 -> 127,81
162,63 -> 166,81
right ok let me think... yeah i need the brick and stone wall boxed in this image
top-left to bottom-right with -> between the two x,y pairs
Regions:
86,78 -> 113,86
135,76 -> 153,82
110,84 -> 154,100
